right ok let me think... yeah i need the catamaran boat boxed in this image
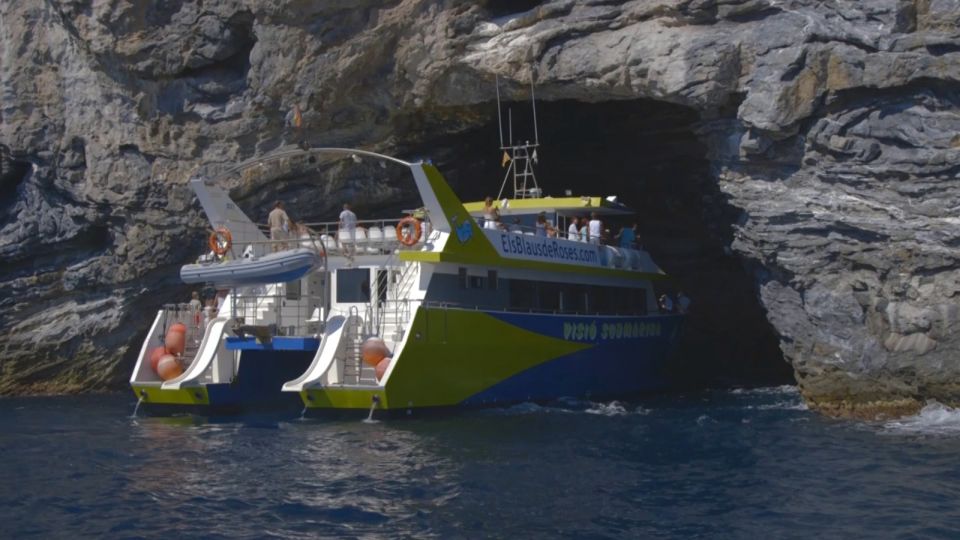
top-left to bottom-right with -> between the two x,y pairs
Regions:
130,82 -> 682,415
128,143 -> 683,415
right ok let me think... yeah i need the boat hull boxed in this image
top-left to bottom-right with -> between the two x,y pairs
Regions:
301,307 -> 683,411
132,350 -> 313,415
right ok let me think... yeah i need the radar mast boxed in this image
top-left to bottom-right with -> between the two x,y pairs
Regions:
496,73 -> 542,200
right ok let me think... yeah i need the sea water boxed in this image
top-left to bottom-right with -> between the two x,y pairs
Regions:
1,387 -> 959,538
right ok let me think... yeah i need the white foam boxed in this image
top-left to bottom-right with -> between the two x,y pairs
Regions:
730,385 -> 800,396
748,400 -> 809,411
882,401 -> 960,435
585,401 -> 629,416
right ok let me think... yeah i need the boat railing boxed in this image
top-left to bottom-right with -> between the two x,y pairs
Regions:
230,284 -> 325,337
160,303 -> 206,346
478,218 -> 643,248
255,217 -> 435,258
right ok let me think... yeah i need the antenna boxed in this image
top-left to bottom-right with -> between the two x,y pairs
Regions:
496,75 -> 504,148
493,70 -> 542,200
530,71 -> 539,145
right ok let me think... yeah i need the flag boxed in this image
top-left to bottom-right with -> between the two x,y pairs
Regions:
531,149 -> 538,164
501,151 -> 511,167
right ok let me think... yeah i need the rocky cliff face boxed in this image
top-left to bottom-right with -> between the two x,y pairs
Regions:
1,0 -> 957,415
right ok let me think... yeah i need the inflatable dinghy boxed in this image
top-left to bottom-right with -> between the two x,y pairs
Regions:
180,247 -> 321,285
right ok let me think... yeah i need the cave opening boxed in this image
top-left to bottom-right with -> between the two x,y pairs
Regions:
399,98 -> 794,388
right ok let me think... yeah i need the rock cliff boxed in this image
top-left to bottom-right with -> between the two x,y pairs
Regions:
1,0 -> 957,416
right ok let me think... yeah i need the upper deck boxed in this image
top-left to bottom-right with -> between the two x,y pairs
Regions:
191,146 -> 668,283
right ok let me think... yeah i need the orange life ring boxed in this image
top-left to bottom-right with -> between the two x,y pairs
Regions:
209,227 -> 232,256
396,217 -> 422,246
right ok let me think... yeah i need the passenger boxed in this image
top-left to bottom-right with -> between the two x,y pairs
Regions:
617,222 -> 638,249
535,212 -> 548,237
509,217 -> 523,233
201,283 -> 217,309
268,201 -> 291,251
658,293 -> 674,313
677,291 -> 691,314
578,216 -> 589,242
339,202 -> 358,259
188,291 -> 202,312
482,196 -> 500,230
588,212 -> 602,245
567,216 -> 579,240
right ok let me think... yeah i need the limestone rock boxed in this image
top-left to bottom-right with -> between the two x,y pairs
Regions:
1,0 -> 958,416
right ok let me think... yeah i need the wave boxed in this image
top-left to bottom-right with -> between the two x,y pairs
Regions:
882,401 -> 960,436
729,385 -> 799,396
491,399 -> 652,417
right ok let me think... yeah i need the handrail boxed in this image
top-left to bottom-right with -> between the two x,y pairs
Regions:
207,147 -> 412,185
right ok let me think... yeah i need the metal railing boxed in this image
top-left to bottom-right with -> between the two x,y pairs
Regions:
229,283 -> 325,337
256,218 -> 435,259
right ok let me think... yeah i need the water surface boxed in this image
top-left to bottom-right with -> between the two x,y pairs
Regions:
2,387 -> 959,538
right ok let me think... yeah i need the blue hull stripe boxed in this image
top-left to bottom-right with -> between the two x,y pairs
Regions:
463,312 -> 682,405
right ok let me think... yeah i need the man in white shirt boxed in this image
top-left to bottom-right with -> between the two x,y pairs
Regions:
339,203 -> 358,259
268,201 -> 290,251
567,216 -> 579,240
588,212 -> 602,245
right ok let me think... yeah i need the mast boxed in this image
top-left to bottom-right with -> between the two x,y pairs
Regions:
495,72 -> 542,200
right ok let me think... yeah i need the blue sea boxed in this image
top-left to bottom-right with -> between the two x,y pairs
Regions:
2,386 -> 960,539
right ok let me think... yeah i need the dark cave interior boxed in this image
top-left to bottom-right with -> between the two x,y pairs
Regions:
398,98 -> 794,387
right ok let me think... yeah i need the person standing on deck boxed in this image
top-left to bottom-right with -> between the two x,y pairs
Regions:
567,216 -> 579,240
482,196 -> 500,230
617,222 -> 638,249
588,212 -> 602,245
268,201 -> 291,251
339,203 -> 358,260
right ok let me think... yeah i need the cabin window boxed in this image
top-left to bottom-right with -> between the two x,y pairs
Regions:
509,279 -> 537,310
459,267 -> 468,289
469,275 -> 484,289
488,270 -> 498,290
336,268 -> 370,303
285,279 -> 302,301
538,282 -> 561,312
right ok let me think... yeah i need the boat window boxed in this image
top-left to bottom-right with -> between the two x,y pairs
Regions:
459,267 -> 468,289
538,282 -> 561,312
285,279 -> 302,301
469,275 -> 484,289
506,278 -> 646,315
488,270 -> 498,290
336,268 -> 370,303
509,279 -> 537,310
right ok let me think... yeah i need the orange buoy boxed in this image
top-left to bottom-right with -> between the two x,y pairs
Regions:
156,354 -> 183,381
165,328 -> 186,355
395,217 -> 422,247
375,357 -> 390,380
209,227 -> 232,256
361,337 -> 389,367
149,346 -> 168,373
169,322 -> 187,334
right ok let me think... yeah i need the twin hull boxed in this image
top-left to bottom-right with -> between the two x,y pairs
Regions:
133,307 -> 680,413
